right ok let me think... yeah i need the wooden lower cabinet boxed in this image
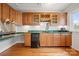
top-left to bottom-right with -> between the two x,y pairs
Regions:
40,33 -> 54,46
53,34 -> 61,46
24,33 -> 31,46
47,34 -> 54,46
60,34 -> 66,46
40,33 -> 47,46
40,33 -> 61,47
65,33 -> 72,46
40,33 -> 72,47
25,32 -> 72,47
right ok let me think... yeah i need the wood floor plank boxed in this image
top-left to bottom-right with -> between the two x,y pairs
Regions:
0,43 -> 79,56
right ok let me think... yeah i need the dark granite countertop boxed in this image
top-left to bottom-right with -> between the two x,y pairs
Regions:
0,30 -> 71,41
28,30 -> 70,33
0,32 -> 25,36
0,32 -> 25,40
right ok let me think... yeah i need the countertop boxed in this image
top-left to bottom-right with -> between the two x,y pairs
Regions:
0,30 -> 71,40
0,32 -> 25,40
28,30 -> 71,34
0,32 -> 25,36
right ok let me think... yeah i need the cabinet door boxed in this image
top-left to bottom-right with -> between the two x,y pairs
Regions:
22,13 -> 28,25
46,34 -> 54,46
40,33 -> 47,46
25,33 -> 31,46
53,34 -> 61,46
10,7 -> 14,21
13,10 -> 16,22
60,34 -> 65,46
16,11 -> 19,24
10,7 -> 16,22
22,13 -> 33,25
2,3 -> 9,22
16,11 -> 22,25
40,14 -> 50,22
51,34 -> 54,46
18,12 -> 22,25
26,13 -> 33,25
0,3 -> 1,20
65,33 -> 72,46
51,13 -> 60,25
33,14 -> 40,25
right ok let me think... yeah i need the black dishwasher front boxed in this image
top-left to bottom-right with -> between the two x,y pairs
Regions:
31,33 -> 40,48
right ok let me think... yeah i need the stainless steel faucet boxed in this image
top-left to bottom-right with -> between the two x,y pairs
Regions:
45,22 -> 49,31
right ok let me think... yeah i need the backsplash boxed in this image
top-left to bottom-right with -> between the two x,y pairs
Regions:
16,23 -> 68,32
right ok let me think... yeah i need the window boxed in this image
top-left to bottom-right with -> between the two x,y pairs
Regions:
72,12 -> 79,30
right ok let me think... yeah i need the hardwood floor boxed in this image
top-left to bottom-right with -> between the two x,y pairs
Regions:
0,43 -> 79,56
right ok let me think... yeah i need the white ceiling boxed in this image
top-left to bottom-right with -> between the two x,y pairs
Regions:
8,3 -> 71,12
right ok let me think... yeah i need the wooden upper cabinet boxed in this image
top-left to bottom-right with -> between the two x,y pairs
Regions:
2,3 -> 9,22
16,11 -> 22,25
50,13 -> 60,25
10,7 -> 13,21
22,13 -> 33,25
18,12 -> 22,25
13,10 -> 16,22
0,3 -> 1,20
22,13 -> 27,25
40,13 -> 51,22
33,13 -> 40,25
22,12 -> 67,25
0,3 -> 22,25
10,7 -> 22,25
10,7 -> 16,22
